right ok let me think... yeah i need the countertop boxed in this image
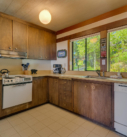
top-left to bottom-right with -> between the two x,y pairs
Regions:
1,74 -> 127,84
30,74 -> 127,84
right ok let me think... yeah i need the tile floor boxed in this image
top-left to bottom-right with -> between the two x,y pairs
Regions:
0,104 -> 125,137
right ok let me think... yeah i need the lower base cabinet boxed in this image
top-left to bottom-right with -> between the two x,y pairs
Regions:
0,77 -> 114,129
49,78 -> 59,105
59,79 -> 73,111
73,80 -> 113,128
30,77 -> 48,107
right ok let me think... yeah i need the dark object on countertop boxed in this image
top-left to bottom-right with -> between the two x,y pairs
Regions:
22,63 -> 29,70
31,69 -> 38,74
0,69 -> 10,74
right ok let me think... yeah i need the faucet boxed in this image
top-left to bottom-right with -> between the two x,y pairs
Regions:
96,70 -> 101,77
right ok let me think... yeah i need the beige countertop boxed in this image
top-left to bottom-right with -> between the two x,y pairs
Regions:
30,74 -> 127,84
1,74 -> 127,84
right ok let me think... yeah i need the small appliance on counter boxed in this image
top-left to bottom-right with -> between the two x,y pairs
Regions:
0,69 -> 10,77
31,69 -> 38,74
53,64 -> 66,74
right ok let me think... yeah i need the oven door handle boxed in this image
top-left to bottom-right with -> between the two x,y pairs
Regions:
13,84 -> 26,87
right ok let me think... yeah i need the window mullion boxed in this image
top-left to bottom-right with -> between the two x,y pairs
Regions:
85,38 -> 87,71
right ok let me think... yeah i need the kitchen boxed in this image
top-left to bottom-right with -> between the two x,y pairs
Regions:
0,0 -> 127,137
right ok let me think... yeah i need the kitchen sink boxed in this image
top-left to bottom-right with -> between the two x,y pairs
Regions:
81,75 -> 109,79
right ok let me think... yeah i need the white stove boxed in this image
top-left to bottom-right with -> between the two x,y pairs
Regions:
2,75 -> 32,85
2,75 -> 33,109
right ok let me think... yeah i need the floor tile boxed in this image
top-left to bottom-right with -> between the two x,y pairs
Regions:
49,133 -> 60,137
38,127 -> 54,137
18,127 -> 35,137
64,113 -> 78,121
10,133 -> 21,137
72,117 -> 86,125
0,127 -> 17,137
74,126 -> 91,137
57,117 -> 70,126
92,126 -> 110,137
35,114 -> 48,121
29,133 -> 41,137
14,123 -> 29,132
56,127 -> 72,137
41,118 -> 55,126
106,131 -> 122,137
68,132 -> 81,137
30,122 -> 45,132
0,122 -> 12,132
9,118 -> 24,127
82,121 -> 97,131
50,114 -> 62,121
87,132 -> 101,137
25,118 -> 39,126
48,122 -> 63,131
65,121 -> 79,131
29,111 -> 42,117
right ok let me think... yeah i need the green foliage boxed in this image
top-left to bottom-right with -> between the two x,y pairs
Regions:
73,35 -> 100,71
110,28 -> 127,72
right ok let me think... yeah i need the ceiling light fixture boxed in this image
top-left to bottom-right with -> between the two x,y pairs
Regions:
39,10 -> 51,24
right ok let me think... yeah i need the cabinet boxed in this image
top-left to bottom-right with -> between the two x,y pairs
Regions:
49,78 -> 59,105
0,16 -> 12,50
73,81 -> 92,118
31,77 -> 48,107
13,21 -> 27,52
59,79 -> 73,111
28,26 -> 39,59
73,80 -> 113,128
91,82 -> 112,127
28,26 -> 56,60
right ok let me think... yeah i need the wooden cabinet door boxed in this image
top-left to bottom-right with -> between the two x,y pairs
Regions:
38,29 -> 45,59
28,26 -> 39,59
73,81 -> 92,118
32,77 -> 48,107
50,33 -> 56,60
13,21 -> 27,52
0,16 -> 12,50
91,83 -> 112,127
43,31 -> 51,60
49,78 -> 58,105
38,77 -> 48,104
59,79 -> 73,111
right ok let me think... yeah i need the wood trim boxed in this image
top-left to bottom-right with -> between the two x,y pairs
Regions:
68,40 -> 70,71
56,5 -> 127,35
0,12 -> 55,34
57,18 -> 127,43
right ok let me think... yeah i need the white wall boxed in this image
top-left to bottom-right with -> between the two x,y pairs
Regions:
51,41 -> 68,70
22,59 -> 51,70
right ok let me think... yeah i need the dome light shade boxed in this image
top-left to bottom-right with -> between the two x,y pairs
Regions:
39,10 -> 51,24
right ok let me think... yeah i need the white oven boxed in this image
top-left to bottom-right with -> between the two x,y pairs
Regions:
2,75 -> 32,109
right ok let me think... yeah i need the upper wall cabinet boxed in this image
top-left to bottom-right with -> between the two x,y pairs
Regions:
28,26 -> 39,59
0,16 -> 12,51
13,21 -> 27,52
28,26 -> 56,60
0,14 -> 56,60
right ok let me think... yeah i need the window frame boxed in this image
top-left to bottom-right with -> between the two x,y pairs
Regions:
71,34 -> 100,71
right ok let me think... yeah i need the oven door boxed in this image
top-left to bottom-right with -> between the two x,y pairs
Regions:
2,82 -> 32,109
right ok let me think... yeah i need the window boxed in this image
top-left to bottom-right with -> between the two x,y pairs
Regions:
72,34 -> 100,71
108,27 -> 127,72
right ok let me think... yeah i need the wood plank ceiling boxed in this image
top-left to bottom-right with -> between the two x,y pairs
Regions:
0,0 -> 127,31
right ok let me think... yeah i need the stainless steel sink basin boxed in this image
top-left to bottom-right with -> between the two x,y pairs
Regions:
81,75 -> 109,79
